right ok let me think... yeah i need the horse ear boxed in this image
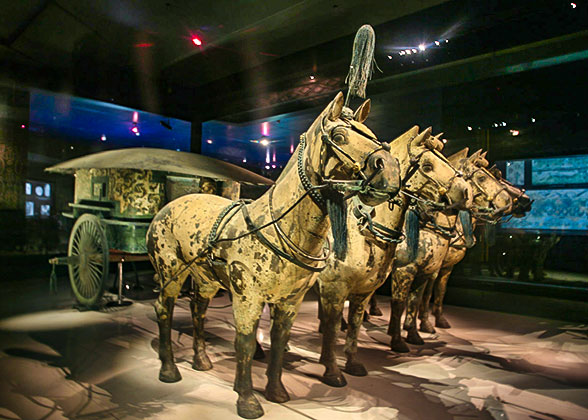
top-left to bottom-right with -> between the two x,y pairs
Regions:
480,151 -> 488,159
413,127 -> 433,145
353,99 -> 371,123
328,92 -> 345,121
468,149 -> 482,163
447,148 -> 468,164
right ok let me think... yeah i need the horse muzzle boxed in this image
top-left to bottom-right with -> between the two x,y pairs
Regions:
358,149 -> 401,206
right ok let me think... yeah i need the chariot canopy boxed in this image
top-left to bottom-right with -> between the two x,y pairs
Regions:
45,147 -> 273,185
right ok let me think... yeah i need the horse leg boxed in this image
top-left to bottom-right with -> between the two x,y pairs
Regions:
232,295 -> 265,419
344,293 -> 371,376
154,272 -> 186,383
404,275 -> 430,345
190,284 -> 218,371
368,294 -> 383,316
433,266 -> 453,328
265,299 -> 301,403
418,274 -> 437,334
388,266 -> 415,353
319,284 -> 347,387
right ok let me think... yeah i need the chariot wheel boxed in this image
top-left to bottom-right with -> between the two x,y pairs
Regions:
68,214 -> 109,307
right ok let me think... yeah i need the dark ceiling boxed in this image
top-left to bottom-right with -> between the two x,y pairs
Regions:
2,0 -> 587,126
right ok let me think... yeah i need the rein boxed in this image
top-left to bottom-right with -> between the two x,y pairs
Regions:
352,201 -> 405,244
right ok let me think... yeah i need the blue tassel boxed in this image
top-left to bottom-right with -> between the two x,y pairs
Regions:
459,210 -> 475,248
405,208 -> 420,262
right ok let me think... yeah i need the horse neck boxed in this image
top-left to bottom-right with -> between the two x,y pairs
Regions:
257,126 -> 330,254
435,211 -> 458,228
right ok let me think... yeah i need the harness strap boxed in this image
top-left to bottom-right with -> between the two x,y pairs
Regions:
352,205 -> 405,244
240,204 -> 326,273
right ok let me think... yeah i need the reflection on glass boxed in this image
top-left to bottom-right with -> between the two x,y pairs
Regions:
44,184 -> 51,197
25,182 -> 32,195
34,186 -> 43,197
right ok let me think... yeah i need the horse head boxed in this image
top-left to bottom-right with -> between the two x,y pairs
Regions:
390,126 -> 473,211
303,92 -> 401,207
449,149 -> 514,219
488,166 -> 533,218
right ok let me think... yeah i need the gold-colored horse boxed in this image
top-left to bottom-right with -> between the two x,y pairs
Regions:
147,92 -> 401,418
316,126 -> 473,386
407,149 -> 532,334
387,148 -> 520,351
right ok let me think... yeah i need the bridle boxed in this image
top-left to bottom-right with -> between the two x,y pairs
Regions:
399,134 -> 464,210
298,114 -> 392,210
464,165 -> 513,222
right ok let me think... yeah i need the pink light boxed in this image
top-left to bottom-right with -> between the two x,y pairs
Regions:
261,122 -> 269,136
132,112 -> 138,123
290,143 -> 294,153
192,37 -> 202,46
271,164 -> 276,169
134,43 -> 153,48
272,150 -> 276,162
265,148 -> 270,164
20,124 -> 26,129
207,139 -> 213,144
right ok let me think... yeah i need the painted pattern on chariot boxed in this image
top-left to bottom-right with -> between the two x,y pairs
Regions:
110,169 -> 164,215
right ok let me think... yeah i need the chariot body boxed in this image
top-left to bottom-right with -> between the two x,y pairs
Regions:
46,148 -> 272,307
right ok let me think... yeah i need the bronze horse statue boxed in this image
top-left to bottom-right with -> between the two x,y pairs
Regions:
147,92 -> 401,418
408,149 -> 532,334
316,126 -> 473,387
387,148 -> 516,352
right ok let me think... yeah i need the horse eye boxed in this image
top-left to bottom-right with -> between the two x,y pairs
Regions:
477,176 -> 486,182
422,163 -> 433,172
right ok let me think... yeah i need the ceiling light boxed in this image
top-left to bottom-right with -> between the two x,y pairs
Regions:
131,125 -> 139,134
192,37 -> 202,46
101,134 -> 107,141
260,139 -> 269,146
571,2 -> 577,8
418,44 -> 426,51
262,122 -> 269,136
442,139 -> 447,144
531,117 -> 536,123
265,165 -> 270,170
467,126 -> 472,131
406,49 -> 412,55
242,157 -> 247,163
309,75 -> 315,80
206,139 -> 213,144
510,129 -> 520,136
20,124 -> 26,129
435,40 -> 440,46
445,39 -> 449,43
387,55 -> 393,59
411,48 -> 417,53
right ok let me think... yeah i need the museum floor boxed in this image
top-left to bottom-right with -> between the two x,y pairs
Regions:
0,281 -> 587,420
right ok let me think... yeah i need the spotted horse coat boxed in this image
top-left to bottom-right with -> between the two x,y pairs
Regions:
146,92 -> 401,419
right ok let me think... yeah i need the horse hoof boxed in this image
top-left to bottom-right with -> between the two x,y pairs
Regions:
159,364 -> 182,383
237,394 -> 264,419
192,354 -> 213,371
344,361 -> 368,377
419,320 -> 436,334
369,306 -> 383,316
391,339 -> 410,353
322,373 -> 347,387
435,316 -> 451,329
406,330 -> 424,345
265,382 -> 290,403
